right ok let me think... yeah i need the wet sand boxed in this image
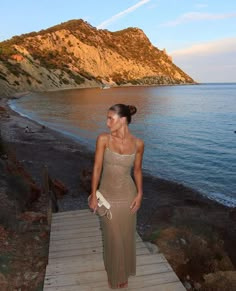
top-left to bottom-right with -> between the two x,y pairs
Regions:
1,95 -> 235,271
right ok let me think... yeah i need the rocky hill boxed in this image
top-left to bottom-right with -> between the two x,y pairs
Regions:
0,19 -> 195,97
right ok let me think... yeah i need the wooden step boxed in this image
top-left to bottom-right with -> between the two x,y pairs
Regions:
43,209 -> 185,291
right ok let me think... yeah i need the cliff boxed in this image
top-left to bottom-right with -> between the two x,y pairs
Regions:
0,19 -> 195,97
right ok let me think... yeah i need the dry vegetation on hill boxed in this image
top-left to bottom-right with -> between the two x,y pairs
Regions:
0,19 -> 195,97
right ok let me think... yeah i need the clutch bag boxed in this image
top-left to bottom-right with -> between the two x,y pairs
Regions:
88,190 -> 112,220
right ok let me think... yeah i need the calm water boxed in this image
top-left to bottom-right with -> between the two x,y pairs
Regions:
9,84 -> 236,207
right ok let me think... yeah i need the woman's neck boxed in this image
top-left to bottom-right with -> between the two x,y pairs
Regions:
112,126 -> 130,140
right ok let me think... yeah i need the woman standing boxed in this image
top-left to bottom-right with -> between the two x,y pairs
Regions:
88,104 -> 144,289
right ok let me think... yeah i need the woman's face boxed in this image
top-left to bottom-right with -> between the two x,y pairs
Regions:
106,110 -> 122,132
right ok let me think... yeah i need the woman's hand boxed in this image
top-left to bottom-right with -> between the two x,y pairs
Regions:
88,194 -> 98,214
130,195 -> 142,214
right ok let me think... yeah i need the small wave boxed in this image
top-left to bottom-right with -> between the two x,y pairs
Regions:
207,191 -> 236,208
8,101 -> 42,123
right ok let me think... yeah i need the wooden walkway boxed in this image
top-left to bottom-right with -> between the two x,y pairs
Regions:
43,209 -> 186,290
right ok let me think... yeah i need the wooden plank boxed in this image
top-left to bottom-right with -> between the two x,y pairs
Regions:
52,209 -> 91,216
48,245 -> 150,259
44,281 -> 185,291
49,239 -> 146,252
52,216 -> 100,224
45,260 -> 171,277
49,232 -> 102,241
49,236 -> 142,247
51,216 -> 99,223
48,253 -> 104,264
46,253 -> 167,274
44,270 -> 179,289
44,209 -> 185,291
50,230 -> 142,242
51,216 -> 97,224
49,235 -> 103,246
132,281 -> 186,291
47,252 -> 166,266
50,228 -> 102,237
93,281 -> 186,291
51,220 -> 100,229
48,247 -> 149,265
50,225 -> 102,235
44,286 -> 90,291
52,211 -> 93,219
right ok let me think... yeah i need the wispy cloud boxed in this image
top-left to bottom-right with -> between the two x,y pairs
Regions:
171,38 -> 236,56
170,38 -> 236,82
161,12 -> 236,27
97,0 -> 150,29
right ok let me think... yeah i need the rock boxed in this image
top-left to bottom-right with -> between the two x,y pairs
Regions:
218,255 -> 235,270
49,178 -> 68,199
144,241 -> 160,254
183,281 -> 192,290
5,159 -> 41,208
193,282 -> 201,290
19,211 -> 47,223
24,271 -> 39,281
37,261 -> 45,268
180,238 -> 187,245
39,231 -> 48,239
0,154 -> 8,160
203,271 -> 236,290
80,168 -> 92,193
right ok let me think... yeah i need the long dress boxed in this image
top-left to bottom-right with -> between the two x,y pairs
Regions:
98,143 -> 137,289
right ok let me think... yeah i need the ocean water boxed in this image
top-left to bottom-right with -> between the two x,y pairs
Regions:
9,83 -> 236,207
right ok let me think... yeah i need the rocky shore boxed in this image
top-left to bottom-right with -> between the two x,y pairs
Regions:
0,95 -> 236,290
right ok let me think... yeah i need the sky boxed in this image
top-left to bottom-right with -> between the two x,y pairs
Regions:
1,0 -> 236,83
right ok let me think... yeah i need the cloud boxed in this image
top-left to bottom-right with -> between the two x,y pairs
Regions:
170,38 -> 236,82
97,0 -> 150,29
171,38 -> 236,56
161,12 -> 236,27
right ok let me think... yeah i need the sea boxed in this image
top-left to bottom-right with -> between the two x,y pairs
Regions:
9,83 -> 236,207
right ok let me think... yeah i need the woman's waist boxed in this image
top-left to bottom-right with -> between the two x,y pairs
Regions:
98,184 -> 137,199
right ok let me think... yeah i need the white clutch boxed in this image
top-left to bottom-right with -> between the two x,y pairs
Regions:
96,190 -> 111,209
88,190 -> 112,220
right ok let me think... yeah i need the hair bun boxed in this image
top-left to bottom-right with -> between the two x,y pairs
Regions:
127,105 -> 137,116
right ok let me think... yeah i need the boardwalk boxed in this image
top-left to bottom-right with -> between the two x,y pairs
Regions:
43,209 -> 186,290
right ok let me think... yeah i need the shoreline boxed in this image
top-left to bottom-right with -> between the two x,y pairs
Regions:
1,94 -> 236,280
1,94 -> 235,213
7,90 -> 235,208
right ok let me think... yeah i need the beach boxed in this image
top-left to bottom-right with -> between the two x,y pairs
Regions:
0,95 -> 236,290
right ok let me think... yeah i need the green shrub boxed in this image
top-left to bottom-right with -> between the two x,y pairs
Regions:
72,74 -> 84,84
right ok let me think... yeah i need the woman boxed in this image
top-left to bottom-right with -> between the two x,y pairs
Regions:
88,104 -> 144,289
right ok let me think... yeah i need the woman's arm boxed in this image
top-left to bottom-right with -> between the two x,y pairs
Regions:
130,139 -> 145,213
89,133 -> 107,211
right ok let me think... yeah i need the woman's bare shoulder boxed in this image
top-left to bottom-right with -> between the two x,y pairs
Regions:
134,137 -> 144,150
132,135 -> 144,146
96,132 -> 110,145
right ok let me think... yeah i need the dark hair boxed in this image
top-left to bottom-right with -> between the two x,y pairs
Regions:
109,104 -> 137,124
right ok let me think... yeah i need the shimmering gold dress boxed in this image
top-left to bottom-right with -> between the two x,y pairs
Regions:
98,141 -> 137,289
